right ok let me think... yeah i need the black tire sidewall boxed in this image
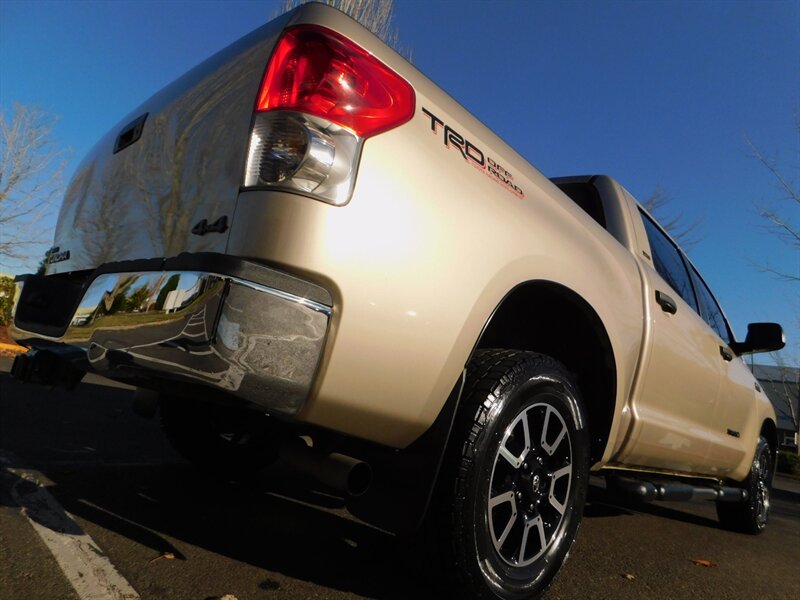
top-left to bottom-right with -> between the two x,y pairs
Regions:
716,436 -> 772,535
462,361 -> 590,599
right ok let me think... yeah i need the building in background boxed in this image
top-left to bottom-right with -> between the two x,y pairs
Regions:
752,364 -> 799,451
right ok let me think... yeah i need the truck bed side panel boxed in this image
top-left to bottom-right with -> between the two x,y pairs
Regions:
230,125 -> 644,451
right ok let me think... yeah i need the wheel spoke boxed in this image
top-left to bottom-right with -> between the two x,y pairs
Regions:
518,515 -> 546,564
521,413 -> 532,455
519,517 -> 532,563
489,490 -> 515,509
547,464 -> 572,515
534,515 -> 547,551
540,405 -> 567,456
499,417 -> 531,469
499,445 -> 523,469
489,491 -> 518,547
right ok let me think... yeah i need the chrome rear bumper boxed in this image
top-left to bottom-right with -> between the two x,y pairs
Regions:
11,257 -> 331,416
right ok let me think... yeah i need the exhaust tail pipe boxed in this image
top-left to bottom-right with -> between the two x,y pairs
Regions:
279,439 -> 372,497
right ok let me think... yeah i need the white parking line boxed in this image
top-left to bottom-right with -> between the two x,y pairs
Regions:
3,457 -> 139,600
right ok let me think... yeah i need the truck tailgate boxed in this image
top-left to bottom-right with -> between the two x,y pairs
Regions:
48,16 -> 288,274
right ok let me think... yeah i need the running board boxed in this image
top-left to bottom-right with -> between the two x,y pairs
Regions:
607,475 -> 748,503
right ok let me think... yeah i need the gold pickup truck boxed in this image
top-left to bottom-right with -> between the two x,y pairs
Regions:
9,4 -> 786,598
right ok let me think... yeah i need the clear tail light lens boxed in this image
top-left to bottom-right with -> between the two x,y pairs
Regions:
244,112 -> 358,203
243,25 -> 415,206
246,115 -> 311,184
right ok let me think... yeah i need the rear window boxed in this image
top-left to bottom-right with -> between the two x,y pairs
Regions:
556,182 -> 607,229
640,210 -> 699,312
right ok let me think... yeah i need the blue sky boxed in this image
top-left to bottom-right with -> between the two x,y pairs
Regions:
1,0 -> 798,359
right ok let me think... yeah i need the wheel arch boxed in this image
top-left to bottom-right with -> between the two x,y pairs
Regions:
348,280 -> 619,536
473,280 -> 617,463
760,418 -> 778,469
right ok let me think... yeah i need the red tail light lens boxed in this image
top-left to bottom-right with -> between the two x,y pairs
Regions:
257,25 -> 415,138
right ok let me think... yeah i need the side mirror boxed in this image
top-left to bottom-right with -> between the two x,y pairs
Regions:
731,322 -> 785,355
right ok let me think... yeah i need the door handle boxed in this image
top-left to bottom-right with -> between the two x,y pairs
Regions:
655,290 -> 677,314
720,346 -> 733,362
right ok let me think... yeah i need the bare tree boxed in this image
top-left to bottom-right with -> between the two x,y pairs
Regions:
0,104 -> 67,263
642,185 -> 704,250
748,114 -> 800,451
279,0 -> 403,55
747,115 -> 799,283
133,64 -> 248,257
77,161 -> 134,266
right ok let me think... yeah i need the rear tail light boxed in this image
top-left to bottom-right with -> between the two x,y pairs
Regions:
243,25 -> 415,205
257,25 -> 414,138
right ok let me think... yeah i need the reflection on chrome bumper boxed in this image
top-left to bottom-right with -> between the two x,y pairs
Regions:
15,270 -> 330,415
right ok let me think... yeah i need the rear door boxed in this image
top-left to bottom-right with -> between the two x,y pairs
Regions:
620,211 -> 723,473
688,266 -> 756,476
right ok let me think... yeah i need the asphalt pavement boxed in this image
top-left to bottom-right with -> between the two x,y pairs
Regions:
1,357 -> 798,600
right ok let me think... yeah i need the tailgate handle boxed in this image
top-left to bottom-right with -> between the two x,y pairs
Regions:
113,112 -> 148,154
655,290 -> 677,314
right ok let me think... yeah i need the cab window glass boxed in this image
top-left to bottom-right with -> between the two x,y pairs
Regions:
689,268 -> 731,344
640,211 -> 698,312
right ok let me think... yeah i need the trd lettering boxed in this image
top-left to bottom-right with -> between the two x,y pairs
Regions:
421,107 -> 525,199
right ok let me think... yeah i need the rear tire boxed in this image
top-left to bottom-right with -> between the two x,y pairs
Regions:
431,349 -> 589,599
716,436 -> 772,535
160,395 -> 278,477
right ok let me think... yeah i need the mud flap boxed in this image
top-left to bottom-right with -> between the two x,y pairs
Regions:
346,370 -> 465,535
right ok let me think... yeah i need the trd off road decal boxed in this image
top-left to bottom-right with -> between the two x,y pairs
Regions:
421,107 -> 525,199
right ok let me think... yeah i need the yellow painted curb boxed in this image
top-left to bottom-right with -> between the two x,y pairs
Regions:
0,342 -> 27,354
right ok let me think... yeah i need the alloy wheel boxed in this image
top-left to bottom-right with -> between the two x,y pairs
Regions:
487,400 -> 573,567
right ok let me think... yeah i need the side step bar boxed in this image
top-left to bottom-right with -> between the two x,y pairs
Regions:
607,475 -> 748,503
